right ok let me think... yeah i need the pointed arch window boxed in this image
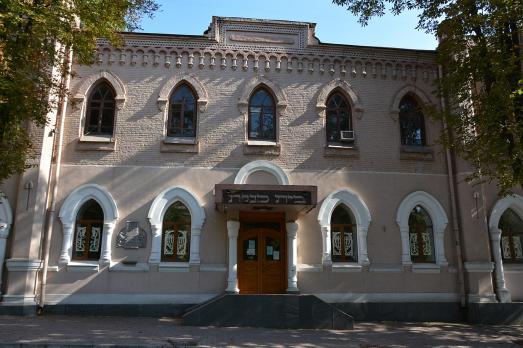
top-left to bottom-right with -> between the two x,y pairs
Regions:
168,84 -> 197,138
248,87 -> 276,141
73,199 -> 104,261
408,205 -> 435,263
326,91 -> 353,143
499,208 -> 523,263
331,204 -> 358,262
162,201 -> 191,262
85,81 -> 116,136
399,96 -> 426,146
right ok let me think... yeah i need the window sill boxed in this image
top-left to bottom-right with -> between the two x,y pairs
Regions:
158,262 -> 190,272
243,141 -> 281,156
297,264 -> 323,272
160,138 -> 199,153
324,144 -> 359,158
332,263 -> 363,272
164,137 -> 197,145
412,263 -> 440,273
400,145 -> 434,161
66,261 -> 100,272
76,135 -> 116,151
503,263 -> 523,273
110,262 -> 149,272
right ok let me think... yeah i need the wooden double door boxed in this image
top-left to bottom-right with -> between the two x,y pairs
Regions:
238,219 -> 286,294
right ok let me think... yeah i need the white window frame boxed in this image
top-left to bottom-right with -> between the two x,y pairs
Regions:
58,184 -> 119,268
318,189 -> 372,268
396,191 -> 448,268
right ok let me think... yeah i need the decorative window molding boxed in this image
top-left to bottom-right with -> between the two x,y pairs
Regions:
147,186 -> 206,265
58,184 -> 119,267
488,194 -> 523,303
72,70 -> 126,110
238,75 -> 287,114
396,191 -> 448,267
316,79 -> 364,118
389,84 -> 431,121
317,189 -> 372,266
0,196 -> 13,294
234,160 -> 290,185
157,74 -> 208,112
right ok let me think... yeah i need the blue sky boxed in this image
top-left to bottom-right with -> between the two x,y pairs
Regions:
138,0 -> 437,50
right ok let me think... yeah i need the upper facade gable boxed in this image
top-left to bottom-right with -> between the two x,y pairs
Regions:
205,16 -> 319,49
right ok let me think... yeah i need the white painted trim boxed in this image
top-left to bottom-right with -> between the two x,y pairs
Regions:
316,292 -> 460,303
58,184 -> 118,266
66,261 -> 99,272
396,191 -> 448,266
43,293 -> 219,305
316,79 -> 364,118
412,263 -> 441,273
147,186 -> 205,265
297,264 -> 323,272
6,259 -> 42,272
369,264 -> 404,273
0,198 -> 13,295
234,160 -> 290,185
467,293 -> 498,303
158,262 -> 190,272
200,264 -> 227,272
489,194 -> 523,232
317,188 -> 372,266
488,194 -> 523,303
0,196 -> 13,226
1,295 -> 37,306
332,263 -> 363,272
59,184 -> 119,224
110,262 -> 149,272
464,261 -> 495,273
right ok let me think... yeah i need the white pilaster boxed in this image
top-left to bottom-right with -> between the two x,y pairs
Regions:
434,227 -> 448,266
189,227 -> 201,265
0,223 -> 9,294
490,228 -> 511,302
226,221 -> 240,293
59,222 -> 74,265
286,222 -> 299,293
100,221 -> 115,265
320,225 -> 332,266
400,227 -> 412,266
148,224 -> 162,264
358,225 -> 370,266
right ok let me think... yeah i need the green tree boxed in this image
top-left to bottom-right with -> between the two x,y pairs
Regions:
0,0 -> 158,184
334,0 -> 523,194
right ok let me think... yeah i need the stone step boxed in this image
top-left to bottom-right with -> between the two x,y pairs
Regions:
182,294 -> 353,329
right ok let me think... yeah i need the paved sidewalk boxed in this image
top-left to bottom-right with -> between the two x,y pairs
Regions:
0,315 -> 521,347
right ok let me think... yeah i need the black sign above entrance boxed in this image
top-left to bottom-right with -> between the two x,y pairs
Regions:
214,184 -> 317,213
223,190 -> 312,205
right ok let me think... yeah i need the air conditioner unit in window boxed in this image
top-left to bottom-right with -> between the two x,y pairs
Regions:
339,130 -> 355,142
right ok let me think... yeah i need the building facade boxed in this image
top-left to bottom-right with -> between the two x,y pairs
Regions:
0,17 -> 522,319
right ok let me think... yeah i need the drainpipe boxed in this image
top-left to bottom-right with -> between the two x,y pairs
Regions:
438,65 -> 467,308
37,44 -> 73,313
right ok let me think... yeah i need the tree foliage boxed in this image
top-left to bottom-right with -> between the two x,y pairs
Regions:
0,0 -> 158,184
334,0 -> 523,194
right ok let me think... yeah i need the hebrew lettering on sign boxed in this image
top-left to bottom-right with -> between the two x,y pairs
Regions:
223,190 -> 311,205
116,221 -> 147,249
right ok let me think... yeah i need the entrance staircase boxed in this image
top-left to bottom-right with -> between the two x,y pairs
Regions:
182,294 -> 353,329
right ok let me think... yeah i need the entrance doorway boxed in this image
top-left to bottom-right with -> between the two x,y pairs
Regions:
238,213 -> 286,294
